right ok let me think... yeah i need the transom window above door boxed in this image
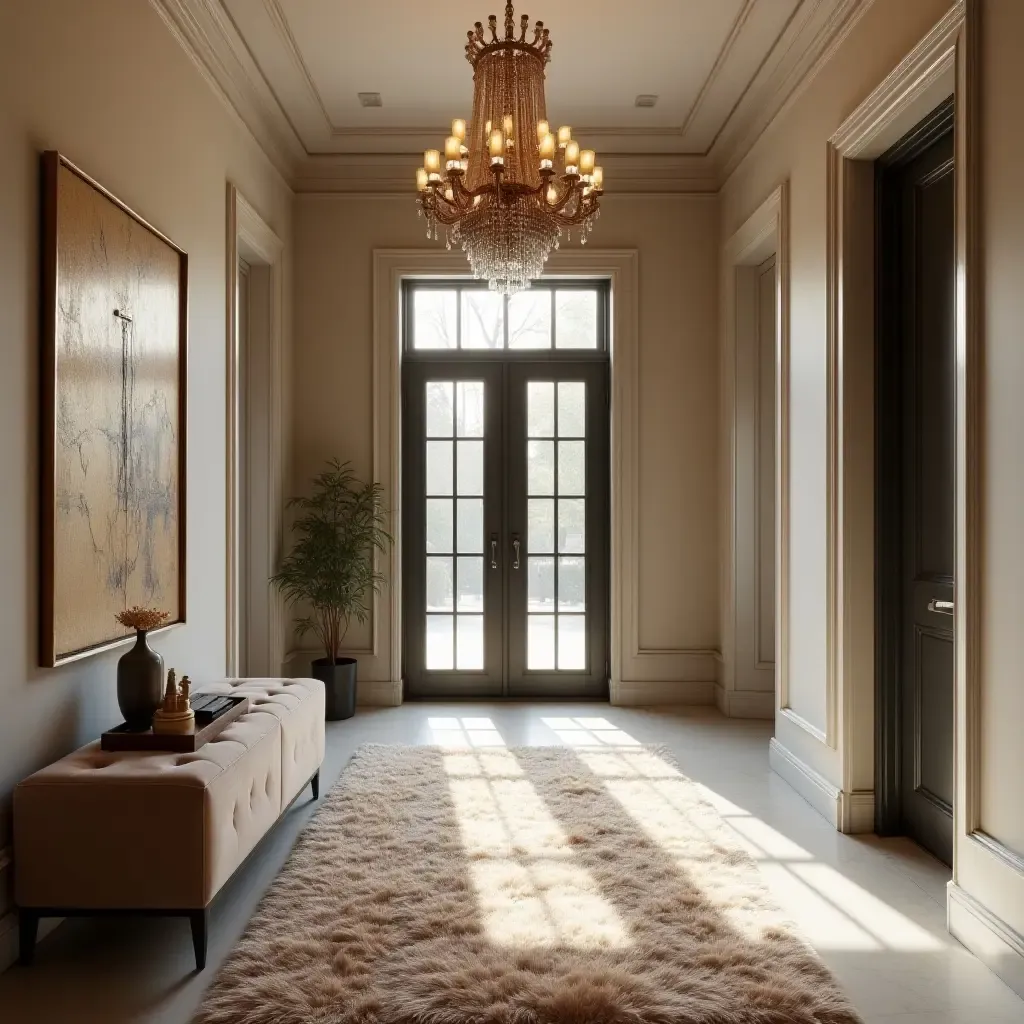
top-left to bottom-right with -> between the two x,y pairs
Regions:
408,282 -> 605,352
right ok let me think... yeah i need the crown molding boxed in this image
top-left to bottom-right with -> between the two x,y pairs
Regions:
292,152 -> 718,196
148,0 -> 303,183
152,0 -> 876,194
711,0 -> 877,180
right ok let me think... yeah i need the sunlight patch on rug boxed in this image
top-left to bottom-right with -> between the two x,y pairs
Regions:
194,743 -> 864,1024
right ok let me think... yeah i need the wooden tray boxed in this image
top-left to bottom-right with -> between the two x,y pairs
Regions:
101,694 -> 250,753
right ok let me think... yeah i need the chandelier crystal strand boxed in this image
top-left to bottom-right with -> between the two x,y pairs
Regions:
414,1 -> 603,295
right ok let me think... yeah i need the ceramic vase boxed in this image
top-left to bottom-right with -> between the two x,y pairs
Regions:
116,630 -> 164,730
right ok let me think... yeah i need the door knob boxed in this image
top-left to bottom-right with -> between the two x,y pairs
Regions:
927,598 -> 954,615
512,535 -> 521,570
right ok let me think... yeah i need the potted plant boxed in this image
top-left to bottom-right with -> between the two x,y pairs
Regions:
271,459 -> 391,720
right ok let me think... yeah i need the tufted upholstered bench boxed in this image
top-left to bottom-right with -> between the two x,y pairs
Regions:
13,677 -> 325,971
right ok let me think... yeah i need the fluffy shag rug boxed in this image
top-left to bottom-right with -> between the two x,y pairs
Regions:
194,744 -> 861,1024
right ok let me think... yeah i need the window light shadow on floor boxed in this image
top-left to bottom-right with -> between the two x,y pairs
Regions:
436,716 -> 630,948
540,717 -> 944,953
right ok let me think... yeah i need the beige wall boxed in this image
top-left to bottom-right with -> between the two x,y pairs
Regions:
720,0 -> 950,785
292,193 -> 720,686
0,0 -> 293,916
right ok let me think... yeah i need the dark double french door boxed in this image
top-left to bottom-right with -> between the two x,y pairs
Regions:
402,357 -> 608,698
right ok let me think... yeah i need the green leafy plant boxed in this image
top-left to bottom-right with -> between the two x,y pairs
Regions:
271,459 -> 392,662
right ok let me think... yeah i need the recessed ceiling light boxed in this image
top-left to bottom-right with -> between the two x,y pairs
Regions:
358,92 -> 382,107
634,94 -> 658,108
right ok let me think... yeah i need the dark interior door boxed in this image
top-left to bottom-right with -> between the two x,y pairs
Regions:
877,101 -> 955,865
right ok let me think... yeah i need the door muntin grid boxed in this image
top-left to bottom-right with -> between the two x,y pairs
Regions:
423,379 -> 486,671
525,380 -> 588,671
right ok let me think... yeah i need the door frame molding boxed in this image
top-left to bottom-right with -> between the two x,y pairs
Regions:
826,0 -> 989,878
721,184 -> 789,723
225,184 -> 286,677
371,248 -> 641,705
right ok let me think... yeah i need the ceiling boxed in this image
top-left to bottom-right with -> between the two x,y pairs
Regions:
153,0 -> 872,189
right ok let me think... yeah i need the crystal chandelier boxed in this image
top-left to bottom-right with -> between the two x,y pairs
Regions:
415,2 -> 603,295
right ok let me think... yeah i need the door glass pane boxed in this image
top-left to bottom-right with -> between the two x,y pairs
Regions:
426,615 -> 454,669
558,440 -> 586,495
456,615 -> 484,669
527,382 -> 555,437
426,441 -> 453,495
527,440 -> 555,495
457,498 -> 484,553
456,381 -> 485,437
558,499 -> 585,553
426,499 -> 453,552
528,498 -> 555,553
414,290 -> 457,349
456,440 -> 484,495
558,556 -> 586,611
528,615 -> 555,669
557,382 -> 586,437
558,615 -> 586,669
426,557 -> 454,611
461,291 -> 504,349
555,289 -> 598,349
457,557 -> 484,613
426,381 -> 454,436
509,291 -> 551,349
528,556 -> 555,612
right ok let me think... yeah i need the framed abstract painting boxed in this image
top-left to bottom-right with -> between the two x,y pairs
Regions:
39,151 -> 187,667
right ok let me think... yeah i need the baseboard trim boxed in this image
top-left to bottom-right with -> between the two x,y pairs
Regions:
610,679 -> 716,707
357,680 -> 403,707
769,737 -> 840,828
0,911 -> 62,975
713,685 -> 774,719
948,882 -> 1024,999
839,789 -> 875,833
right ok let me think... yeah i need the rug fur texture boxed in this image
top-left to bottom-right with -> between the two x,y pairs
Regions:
194,744 -> 861,1024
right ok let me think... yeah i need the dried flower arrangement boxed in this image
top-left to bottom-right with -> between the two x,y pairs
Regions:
115,606 -> 169,633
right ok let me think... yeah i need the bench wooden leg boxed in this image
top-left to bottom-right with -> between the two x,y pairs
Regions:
311,769 -> 320,800
189,909 -> 208,971
18,910 -> 39,965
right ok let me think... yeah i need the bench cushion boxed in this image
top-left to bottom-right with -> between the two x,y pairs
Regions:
14,710 -> 282,910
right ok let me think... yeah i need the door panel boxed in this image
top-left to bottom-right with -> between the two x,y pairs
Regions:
877,106 -> 954,865
507,362 -> 608,697
404,362 -> 504,696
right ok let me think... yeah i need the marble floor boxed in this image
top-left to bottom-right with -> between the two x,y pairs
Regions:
0,703 -> 1021,1024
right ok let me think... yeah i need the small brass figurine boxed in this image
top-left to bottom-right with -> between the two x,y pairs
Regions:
152,669 -> 196,735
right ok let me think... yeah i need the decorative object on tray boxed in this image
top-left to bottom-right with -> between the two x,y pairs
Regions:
101,692 -> 250,752
271,459 -> 393,721
39,151 -> 187,669
152,669 -> 195,736
114,606 -> 168,730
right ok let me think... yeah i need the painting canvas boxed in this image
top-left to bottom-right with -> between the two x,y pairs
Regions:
40,152 -> 187,667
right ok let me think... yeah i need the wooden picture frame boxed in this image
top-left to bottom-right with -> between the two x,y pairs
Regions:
40,151 -> 187,667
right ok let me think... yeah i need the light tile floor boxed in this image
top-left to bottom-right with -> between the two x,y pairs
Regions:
0,704 -> 1021,1023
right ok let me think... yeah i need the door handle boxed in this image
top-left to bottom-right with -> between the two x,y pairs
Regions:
927,598 -> 954,615
512,535 -> 521,570
490,534 -> 498,570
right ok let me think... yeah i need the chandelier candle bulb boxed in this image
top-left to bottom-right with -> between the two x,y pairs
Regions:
565,140 -> 580,170
592,166 -> 604,190
557,125 -> 572,147
539,133 -> 555,163
451,118 -> 467,141
580,149 -> 596,175
415,167 -> 428,191
537,119 -> 549,142
489,128 -> 505,160
424,149 -> 441,179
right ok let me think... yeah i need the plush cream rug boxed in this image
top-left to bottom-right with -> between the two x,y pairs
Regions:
194,744 -> 861,1024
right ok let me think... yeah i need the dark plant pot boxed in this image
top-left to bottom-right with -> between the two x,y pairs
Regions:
312,657 -> 357,721
116,630 -> 165,730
